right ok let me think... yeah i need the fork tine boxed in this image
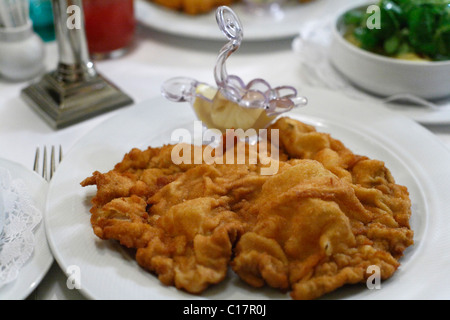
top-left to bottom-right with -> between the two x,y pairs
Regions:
34,145 -> 62,181
50,146 -> 55,180
50,145 -> 61,180
42,146 -> 48,181
33,147 -> 40,173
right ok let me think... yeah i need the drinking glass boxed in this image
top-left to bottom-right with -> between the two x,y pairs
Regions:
82,0 -> 135,59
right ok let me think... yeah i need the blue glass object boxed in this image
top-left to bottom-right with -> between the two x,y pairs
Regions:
29,0 -> 55,42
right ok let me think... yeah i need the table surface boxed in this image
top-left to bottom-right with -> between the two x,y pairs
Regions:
1,22 -> 450,300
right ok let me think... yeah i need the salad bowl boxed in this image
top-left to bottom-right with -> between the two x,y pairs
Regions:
330,1 -> 450,100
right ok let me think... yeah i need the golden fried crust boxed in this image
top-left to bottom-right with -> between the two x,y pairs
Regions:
81,117 -> 413,299
231,160 -> 408,300
136,197 -> 245,293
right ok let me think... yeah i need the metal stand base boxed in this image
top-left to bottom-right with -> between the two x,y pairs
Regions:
21,71 -> 133,129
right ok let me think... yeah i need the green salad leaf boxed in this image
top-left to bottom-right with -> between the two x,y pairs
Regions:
343,0 -> 450,61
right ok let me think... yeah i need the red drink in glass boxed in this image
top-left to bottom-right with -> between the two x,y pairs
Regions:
82,0 -> 135,58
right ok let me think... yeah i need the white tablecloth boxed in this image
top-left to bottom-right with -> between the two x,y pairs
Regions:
1,23 -> 450,300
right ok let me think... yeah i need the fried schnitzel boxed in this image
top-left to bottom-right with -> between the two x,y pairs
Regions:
81,117 -> 413,299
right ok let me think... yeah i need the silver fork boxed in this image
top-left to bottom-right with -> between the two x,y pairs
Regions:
33,145 -> 63,181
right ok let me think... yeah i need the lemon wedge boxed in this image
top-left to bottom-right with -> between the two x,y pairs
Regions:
192,85 -> 275,132
192,84 -> 217,130
210,91 -> 267,131
195,83 -> 217,100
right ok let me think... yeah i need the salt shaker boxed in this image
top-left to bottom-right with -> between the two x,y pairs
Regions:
0,20 -> 45,81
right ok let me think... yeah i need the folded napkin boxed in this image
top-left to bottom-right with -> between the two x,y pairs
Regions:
292,16 -> 450,111
0,167 -> 42,288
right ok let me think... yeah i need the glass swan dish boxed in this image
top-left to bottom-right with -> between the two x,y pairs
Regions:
161,6 -> 307,133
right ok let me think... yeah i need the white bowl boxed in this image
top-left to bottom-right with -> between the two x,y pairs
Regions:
329,3 -> 450,101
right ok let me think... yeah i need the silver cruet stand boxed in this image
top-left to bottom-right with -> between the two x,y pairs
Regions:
21,0 -> 133,129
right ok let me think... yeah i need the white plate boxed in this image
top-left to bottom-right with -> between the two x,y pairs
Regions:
0,190 -> 4,236
45,87 -> 450,300
0,158 -> 53,300
135,0 -> 362,41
